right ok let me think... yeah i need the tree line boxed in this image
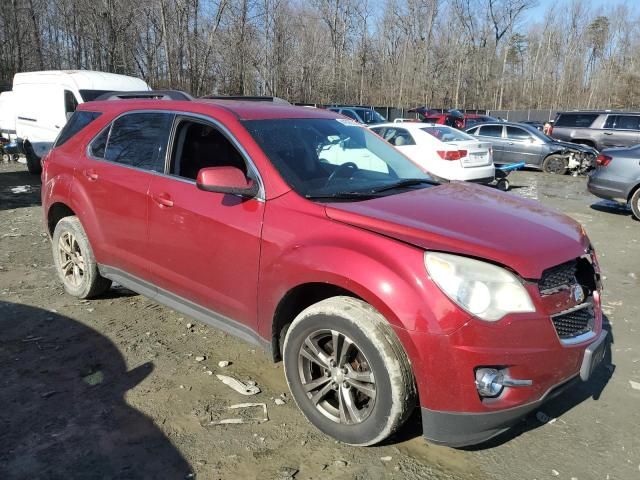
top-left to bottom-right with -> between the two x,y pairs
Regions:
1,0 -> 639,111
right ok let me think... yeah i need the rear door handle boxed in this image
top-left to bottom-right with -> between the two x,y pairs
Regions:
152,193 -> 174,208
83,169 -> 98,181
603,132 -> 613,135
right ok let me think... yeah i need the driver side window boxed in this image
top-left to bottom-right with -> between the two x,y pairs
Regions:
169,119 -> 247,180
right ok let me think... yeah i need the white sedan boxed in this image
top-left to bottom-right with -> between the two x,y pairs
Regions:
370,123 -> 495,183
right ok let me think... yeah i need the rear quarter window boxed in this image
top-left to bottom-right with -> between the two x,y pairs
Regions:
54,111 -> 101,148
554,113 -> 599,128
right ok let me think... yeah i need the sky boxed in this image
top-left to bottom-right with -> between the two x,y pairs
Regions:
527,0 -> 639,21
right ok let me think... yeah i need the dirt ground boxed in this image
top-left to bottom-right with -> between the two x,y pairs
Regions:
0,161 -> 638,480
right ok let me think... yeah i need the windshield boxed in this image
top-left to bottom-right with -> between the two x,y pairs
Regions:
243,118 -> 433,199
357,109 -> 386,124
421,126 -> 474,142
79,90 -> 120,102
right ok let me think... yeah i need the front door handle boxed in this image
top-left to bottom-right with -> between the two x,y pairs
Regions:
83,169 -> 98,181
152,193 -> 174,208
603,132 -> 613,135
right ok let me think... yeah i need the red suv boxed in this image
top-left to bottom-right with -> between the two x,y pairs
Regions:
42,95 -> 607,447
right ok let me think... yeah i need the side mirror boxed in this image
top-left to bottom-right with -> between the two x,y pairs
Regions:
196,166 -> 259,198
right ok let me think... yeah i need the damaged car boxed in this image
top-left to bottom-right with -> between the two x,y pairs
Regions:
466,121 -> 597,175
42,95 -> 607,448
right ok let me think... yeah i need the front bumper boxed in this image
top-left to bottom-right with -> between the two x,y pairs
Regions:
420,329 -> 608,447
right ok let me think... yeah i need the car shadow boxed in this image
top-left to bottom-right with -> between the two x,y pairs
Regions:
388,317 -> 615,449
0,169 -> 42,211
590,200 -> 633,218
0,301 -> 192,478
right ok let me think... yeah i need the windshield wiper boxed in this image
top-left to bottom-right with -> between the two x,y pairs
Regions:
368,178 -> 438,193
305,191 -> 378,200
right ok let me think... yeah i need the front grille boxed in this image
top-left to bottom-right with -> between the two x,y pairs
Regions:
539,260 -> 578,293
552,306 -> 593,339
539,255 -> 599,341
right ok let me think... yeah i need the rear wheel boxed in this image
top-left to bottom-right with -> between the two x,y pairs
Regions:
542,154 -> 567,175
52,216 -> 111,298
283,296 -> 416,446
630,189 -> 640,221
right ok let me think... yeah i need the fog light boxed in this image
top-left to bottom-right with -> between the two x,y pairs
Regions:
475,368 -> 504,397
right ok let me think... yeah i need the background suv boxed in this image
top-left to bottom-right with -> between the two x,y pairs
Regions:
42,96 -> 606,448
551,111 -> 640,151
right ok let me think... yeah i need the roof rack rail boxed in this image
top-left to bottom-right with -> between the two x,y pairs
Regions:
202,95 -> 290,105
93,90 -> 193,101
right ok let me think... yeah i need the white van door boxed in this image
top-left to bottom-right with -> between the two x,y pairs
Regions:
15,85 -> 78,158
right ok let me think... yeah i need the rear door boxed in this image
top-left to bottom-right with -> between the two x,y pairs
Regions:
504,126 -> 543,166
147,116 -> 264,330
602,115 -> 640,149
76,111 -> 174,281
474,125 -> 505,163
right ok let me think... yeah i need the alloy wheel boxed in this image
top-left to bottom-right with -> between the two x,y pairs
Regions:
297,329 -> 376,425
57,231 -> 85,288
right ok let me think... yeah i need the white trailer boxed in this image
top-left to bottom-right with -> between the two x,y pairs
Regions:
6,70 -> 150,173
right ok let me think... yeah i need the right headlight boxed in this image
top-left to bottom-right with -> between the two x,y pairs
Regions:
424,252 -> 535,321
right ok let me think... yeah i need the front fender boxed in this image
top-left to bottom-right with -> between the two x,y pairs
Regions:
257,200 -> 469,339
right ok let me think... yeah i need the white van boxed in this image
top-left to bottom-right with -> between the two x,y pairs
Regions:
8,70 -> 150,173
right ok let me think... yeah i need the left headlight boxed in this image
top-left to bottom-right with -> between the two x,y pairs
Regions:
424,252 -> 535,321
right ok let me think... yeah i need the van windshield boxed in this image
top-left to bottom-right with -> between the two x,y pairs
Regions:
243,118 -> 435,200
79,90 -> 117,102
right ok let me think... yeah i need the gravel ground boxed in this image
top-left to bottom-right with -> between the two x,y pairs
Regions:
0,161 -> 638,480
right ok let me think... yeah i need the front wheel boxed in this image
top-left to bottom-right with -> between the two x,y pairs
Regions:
542,154 -> 568,175
630,189 -> 640,221
283,296 -> 416,446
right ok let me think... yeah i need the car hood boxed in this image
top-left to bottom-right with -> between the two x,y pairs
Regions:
550,139 -> 597,154
324,182 -> 589,279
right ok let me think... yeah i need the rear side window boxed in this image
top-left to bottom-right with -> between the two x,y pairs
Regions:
103,112 -> 174,172
604,115 -> 640,130
477,125 -> 503,137
54,111 -> 101,148
554,113 -> 599,128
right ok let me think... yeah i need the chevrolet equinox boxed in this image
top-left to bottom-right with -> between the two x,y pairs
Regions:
42,95 -> 607,447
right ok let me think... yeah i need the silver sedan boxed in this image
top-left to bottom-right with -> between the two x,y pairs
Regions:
587,145 -> 640,220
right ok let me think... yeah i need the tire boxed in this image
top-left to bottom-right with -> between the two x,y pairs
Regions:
24,143 -> 42,175
630,189 -> 640,221
283,296 -> 416,446
542,154 -> 568,175
496,178 -> 510,191
52,216 -> 111,298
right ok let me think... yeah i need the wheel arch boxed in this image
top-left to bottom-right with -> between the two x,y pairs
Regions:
628,182 -> 640,203
270,282 -> 359,361
47,202 -> 76,237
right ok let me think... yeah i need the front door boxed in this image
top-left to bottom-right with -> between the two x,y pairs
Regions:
503,126 -> 542,166
147,117 -> 264,329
